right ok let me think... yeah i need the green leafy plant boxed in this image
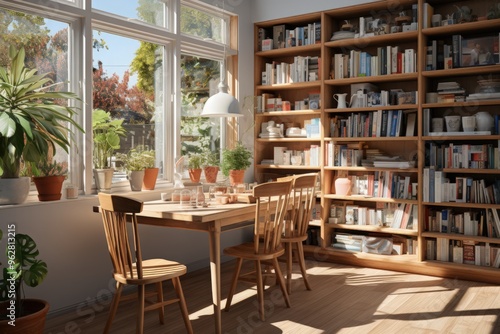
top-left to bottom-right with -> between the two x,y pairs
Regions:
0,46 -> 84,178
116,147 -> 155,171
220,142 -> 252,176
92,109 -> 127,169
30,160 -> 68,177
187,153 -> 203,169
0,230 -> 48,318
487,3 -> 500,19
201,149 -> 219,167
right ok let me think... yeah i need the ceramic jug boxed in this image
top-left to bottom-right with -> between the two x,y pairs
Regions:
333,93 -> 348,108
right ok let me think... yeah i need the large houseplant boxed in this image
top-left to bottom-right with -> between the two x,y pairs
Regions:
0,46 -> 83,204
92,108 -> 127,192
0,230 -> 49,333
221,142 -> 252,185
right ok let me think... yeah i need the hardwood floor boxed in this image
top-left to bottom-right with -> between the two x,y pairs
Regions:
45,258 -> 500,333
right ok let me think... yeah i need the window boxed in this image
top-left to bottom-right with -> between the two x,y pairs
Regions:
92,31 -> 165,183
92,0 -> 168,28
0,0 -> 238,195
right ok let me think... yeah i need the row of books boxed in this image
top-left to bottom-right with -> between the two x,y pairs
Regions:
427,142 -> 500,169
261,56 -> 320,85
328,109 -> 416,139
426,208 -> 500,238
265,145 -> 321,167
332,232 -> 418,255
425,34 -> 500,71
332,46 -> 417,79
256,92 -> 320,112
258,22 -> 321,51
427,238 -> 500,268
423,168 -> 500,204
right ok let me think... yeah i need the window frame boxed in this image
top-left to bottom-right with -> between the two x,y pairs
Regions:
0,0 -> 238,197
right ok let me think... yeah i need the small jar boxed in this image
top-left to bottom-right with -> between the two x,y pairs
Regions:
65,184 -> 78,199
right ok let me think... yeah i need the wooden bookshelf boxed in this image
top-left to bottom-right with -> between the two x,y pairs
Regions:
254,0 -> 500,283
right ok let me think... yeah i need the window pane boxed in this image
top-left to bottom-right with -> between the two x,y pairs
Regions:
0,9 -> 71,173
180,54 -> 221,171
181,5 -> 224,43
92,0 -> 166,28
92,31 -> 164,183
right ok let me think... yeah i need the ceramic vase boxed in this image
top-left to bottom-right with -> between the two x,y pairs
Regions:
335,177 -> 351,196
475,111 -> 494,132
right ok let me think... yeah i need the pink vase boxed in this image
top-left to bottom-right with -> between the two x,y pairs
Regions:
335,177 -> 351,196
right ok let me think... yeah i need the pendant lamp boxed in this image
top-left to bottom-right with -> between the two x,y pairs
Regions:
200,1 -> 242,118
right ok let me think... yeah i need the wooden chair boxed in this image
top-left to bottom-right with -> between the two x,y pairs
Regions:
223,179 -> 293,321
278,173 -> 319,294
97,193 -> 193,334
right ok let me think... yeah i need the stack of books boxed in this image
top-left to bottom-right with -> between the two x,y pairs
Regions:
437,82 -> 466,102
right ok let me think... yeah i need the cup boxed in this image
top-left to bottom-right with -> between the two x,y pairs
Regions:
431,14 -> 442,27
445,115 -> 461,132
65,184 -> 78,199
462,116 -> 476,132
431,118 -> 444,132
291,155 -> 302,166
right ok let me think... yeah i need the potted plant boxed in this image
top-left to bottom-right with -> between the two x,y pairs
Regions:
202,149 -> 220,184
30,159 -> 68,201
0,46 -> 83,204
221,142 -> 252,186
187,153 -> 203,183
140,148 -> 158,190
0,230 -> 49,333
92,108 -> 127,192
115,148 -> 153,191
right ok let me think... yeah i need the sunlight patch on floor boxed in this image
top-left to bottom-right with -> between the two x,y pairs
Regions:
271,320 -> 325,333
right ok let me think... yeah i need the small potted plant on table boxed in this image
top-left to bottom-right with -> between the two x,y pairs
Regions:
221,142 -> 252,186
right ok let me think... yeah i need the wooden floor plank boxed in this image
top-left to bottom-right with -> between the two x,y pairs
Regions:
44,259 -> 500,334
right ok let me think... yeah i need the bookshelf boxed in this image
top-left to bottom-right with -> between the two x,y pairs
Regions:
254,0 -> 500,284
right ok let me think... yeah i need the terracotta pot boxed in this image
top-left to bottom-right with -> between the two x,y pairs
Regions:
203,166 -> 219,184
0,299 -> 49,334
32,175 -> 65,201
188,169 -> 202,183
228,169 -> 245,186
142,167 -> 159,190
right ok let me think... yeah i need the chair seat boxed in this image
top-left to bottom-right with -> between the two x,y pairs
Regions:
114,258 -> 187,285
224,242 -> 285,261
281,233 -> 308,243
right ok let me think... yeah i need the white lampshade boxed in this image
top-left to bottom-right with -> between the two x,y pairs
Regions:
201,83 -> 242,117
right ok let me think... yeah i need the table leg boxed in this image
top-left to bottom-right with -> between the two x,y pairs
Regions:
208,222 -> 222,334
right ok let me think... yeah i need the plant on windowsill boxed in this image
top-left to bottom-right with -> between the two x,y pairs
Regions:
0,46 -> 84,205
187,153 -> 203,183
202,149 -> 220,184
30,159 -> 68,201
220,142 -> 252,186
92,108 -> 127,193
0,230 -> 49,334
115,147 -> 155,191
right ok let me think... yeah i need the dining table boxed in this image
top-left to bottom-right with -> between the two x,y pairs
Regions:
133,199 -> 257,334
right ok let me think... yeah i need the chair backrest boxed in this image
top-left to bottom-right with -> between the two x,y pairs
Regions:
278,173 -> 319,238
98,193 -> 144,280
252,179 -> 293,254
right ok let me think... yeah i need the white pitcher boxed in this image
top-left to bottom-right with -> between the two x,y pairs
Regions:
333,93 -> 348,108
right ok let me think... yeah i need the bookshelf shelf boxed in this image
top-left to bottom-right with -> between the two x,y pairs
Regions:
255,0 -> 500,283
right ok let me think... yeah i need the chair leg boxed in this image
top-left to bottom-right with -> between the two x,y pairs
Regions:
272,257 -> 291,308
285,242 -> 293,294
296,242 -> 311,290
137,285 -> 145,334
104,281 -> 123,334
225,257 -> 243,311
255,260 -> 265,321
156,282 -> 165,324
173,277 -> 193,334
